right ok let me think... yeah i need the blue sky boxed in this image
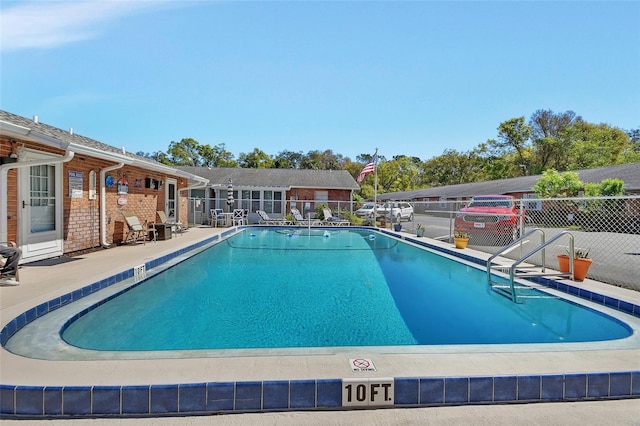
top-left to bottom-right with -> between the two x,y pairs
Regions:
1,1 -> 639,163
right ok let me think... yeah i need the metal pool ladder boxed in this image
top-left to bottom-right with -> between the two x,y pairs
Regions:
487,228 -> 575,303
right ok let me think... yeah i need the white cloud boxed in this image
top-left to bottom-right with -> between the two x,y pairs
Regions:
0,0 -> 178,51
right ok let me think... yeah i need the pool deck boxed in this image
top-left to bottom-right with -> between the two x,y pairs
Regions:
1,226 -> 639,421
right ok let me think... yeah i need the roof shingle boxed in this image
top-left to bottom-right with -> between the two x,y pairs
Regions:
177,166 -> 360,190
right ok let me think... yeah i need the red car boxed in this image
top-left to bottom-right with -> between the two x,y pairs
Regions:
454,195 -> 525,244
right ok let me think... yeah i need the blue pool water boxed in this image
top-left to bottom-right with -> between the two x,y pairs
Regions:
62,228 -> 631,351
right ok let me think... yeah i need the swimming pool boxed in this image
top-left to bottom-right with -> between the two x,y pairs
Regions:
51,227 -> 631,351
2,227 -> 639,418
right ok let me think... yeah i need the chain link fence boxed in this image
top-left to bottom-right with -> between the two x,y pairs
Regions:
186,196 -> 354,226
186,194 -> 639,291
396,196 -> 640,292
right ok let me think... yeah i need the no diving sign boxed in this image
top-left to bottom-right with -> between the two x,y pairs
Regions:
350,358 -> 376,372
344,359 -> 393,407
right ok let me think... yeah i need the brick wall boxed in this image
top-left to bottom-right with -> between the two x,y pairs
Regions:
64,159 -> 174,248
0,139 -> 18,242
287,188 -> 351,202
1,137 -> 188,253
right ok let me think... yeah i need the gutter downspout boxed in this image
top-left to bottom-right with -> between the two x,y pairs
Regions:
0,149 -> 75,243
100,163 -> 125,247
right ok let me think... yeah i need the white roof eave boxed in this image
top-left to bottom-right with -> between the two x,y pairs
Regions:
209,184 -> 292,191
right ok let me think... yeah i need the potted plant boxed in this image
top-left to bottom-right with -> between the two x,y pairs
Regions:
557,248 -> 592,281
453,230 -> 470,249
393,222 -> 402,232
416,223 -> 425,237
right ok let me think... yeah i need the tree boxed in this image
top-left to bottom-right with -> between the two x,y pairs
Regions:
490,117 -> 532,174
300,149 -> 346,170
566,122 -> 632,169
474,142 -> 513,181
356,153 -> 385,164
198,143 -> 237,168
393,155 -> 422,167
627,128 -> 640,152
150,151 -> 170,164
273,150 -> 304,168
529,109 -> 581,173
375,157 -> 420,192
532,169 -> 582,197
237,148 -> 273,168
166,138 -> 202,166
422,149 -> 487,186
598,178 -> 625,196
136,150 -> 170,165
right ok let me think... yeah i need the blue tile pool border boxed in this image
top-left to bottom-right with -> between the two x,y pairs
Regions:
1,227 -> 639,418
1,373 -> 639,418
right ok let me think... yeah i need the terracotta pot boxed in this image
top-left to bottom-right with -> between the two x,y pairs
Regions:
454,237 -> 469,249
557,254 -> 593,281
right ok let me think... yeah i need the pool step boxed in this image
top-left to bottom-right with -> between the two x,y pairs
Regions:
490,284 -> 560,300
487,229 -> 577,303
488,264 -> 572,302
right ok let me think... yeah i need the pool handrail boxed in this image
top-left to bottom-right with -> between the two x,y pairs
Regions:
487,228 -> 575,302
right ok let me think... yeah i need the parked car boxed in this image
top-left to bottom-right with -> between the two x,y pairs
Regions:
355,203 -> 384,218
454,195 -> 525,243
380,202 -> 414,222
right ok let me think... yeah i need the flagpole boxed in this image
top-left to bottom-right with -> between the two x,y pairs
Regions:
374,147 -> 378,222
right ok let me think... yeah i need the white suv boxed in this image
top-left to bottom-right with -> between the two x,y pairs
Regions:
355,203 -> 384,218
381,202 -> 414,222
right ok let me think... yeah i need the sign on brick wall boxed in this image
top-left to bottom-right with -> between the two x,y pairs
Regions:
69,171 -> 83,198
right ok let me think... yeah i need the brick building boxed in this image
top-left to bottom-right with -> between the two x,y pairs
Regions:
0,111 -> 208,263
177,166 -> 360,224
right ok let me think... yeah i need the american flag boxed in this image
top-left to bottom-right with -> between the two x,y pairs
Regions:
357,153 -> 377,183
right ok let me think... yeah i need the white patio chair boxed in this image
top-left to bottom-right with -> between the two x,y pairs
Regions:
210,209 -> 225,227
233,209 -> 247,226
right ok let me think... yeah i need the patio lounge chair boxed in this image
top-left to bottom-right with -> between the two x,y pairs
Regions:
123,212 -> 156,244
0,241 -> 20,284
291,208 -> 323,226
256,210 -> 291,225
322,208 -> 350,226
156,210 -> 184,236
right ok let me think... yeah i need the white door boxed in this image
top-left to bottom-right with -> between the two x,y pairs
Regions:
19,152 -> 64,262
166,178 -> 178,221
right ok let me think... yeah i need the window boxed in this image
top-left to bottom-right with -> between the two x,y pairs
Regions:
241,190 -> 251,210
264,191 -> 273,213
190,189 -> 205,199
523,193 -> 541,211
251,191 -> 260,213
263,191 -> 284,214
30,165 -> 56,232
273,191 -> 282,214
314,190 -> 328,210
